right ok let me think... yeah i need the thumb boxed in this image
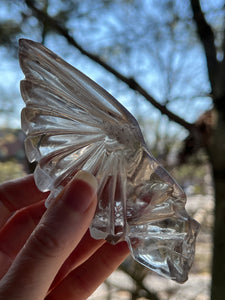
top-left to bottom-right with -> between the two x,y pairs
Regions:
0,170 -> 97,300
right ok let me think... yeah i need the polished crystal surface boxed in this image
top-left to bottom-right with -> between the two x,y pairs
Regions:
19,39 -> 200,283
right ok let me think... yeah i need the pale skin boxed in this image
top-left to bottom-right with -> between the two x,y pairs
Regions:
0,171 -> 129,300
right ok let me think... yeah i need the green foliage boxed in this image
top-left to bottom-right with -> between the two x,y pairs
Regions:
0,128 -> 27,182
0,160 -> 26,183
172,162 -> 208,194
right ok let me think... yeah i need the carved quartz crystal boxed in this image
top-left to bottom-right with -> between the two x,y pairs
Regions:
19,39 -> 200,283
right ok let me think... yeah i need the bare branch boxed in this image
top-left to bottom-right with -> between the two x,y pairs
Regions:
190,0 -> 219,91
25,0 -> 194,132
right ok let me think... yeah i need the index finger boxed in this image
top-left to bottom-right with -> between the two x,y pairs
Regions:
0,175 -> 48,228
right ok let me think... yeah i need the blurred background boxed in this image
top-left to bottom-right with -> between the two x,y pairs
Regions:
0,0 -> 224,299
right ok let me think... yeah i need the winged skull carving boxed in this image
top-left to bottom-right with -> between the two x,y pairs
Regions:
19,39 -> 200,283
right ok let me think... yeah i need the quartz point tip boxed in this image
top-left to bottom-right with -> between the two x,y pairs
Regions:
19,38 -> 200,283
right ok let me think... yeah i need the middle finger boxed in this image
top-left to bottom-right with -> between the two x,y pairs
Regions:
50,230 -> 105,290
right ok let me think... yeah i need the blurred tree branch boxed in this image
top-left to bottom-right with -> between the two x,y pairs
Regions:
25,0 -> 194,132
191,0 -> 225,106
190,0 -> 217,79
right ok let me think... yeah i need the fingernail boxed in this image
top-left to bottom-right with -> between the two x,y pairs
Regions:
62,170 -> 98,212
74,170 -> 98,192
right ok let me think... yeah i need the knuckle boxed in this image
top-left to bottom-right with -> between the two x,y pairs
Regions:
29,223 -> 64,259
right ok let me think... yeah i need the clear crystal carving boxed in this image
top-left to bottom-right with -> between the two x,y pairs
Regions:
19,39 -> 200,283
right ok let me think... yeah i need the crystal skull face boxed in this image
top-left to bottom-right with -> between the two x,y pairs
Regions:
89,148 -> 199,283
126,150 -> 199,283
19,38 -> 200,284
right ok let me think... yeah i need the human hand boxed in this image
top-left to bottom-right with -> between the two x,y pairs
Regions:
0,171 -> 129,300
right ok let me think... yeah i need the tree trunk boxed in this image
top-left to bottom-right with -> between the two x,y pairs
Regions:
208,109 -> 225,300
